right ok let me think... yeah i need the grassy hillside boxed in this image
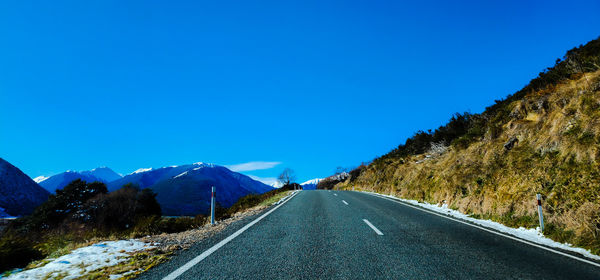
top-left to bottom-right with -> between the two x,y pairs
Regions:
338,37 -> 600,254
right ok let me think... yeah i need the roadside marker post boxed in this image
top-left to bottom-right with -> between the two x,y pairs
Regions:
211,186 -> 216,225
536,194 -> 544,233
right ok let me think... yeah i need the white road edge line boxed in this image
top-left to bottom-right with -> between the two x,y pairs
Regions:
363,219 -> 384,235
162,191 -> 301,280
364,192 -> 600,268
342,200 -> 349,205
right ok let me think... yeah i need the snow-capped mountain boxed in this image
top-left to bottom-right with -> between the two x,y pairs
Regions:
0,158 -> 50,216
107,163 -> 209,192
81,167 -> 122,182
300,178 -> 323,190
33,176 -> 49,183
39,167 -> 122,193
109,162 -> 273,216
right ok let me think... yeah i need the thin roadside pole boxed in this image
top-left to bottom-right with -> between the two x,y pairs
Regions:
537,193 -> 544,232
211,186 -> 216,225
161,191 -> 300,280
365,191 -> 600,268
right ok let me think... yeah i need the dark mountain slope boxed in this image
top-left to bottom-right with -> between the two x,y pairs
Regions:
109,163 -> 273,216
0,158 -> 50,216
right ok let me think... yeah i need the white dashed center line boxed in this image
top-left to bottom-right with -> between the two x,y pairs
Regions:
342,200 -> 348,205
333,193 -> 338,196
363,219 -> 384,235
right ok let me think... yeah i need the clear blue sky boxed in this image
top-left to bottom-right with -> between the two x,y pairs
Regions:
1,0 -> 599,183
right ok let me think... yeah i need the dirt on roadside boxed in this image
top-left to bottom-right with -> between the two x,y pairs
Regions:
140,205 -> 268,253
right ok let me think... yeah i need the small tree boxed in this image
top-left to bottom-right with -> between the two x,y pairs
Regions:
29,179 -> 108,230
334,166 -> 347,175
84,184 -> 161,230
277,168 -> 296,185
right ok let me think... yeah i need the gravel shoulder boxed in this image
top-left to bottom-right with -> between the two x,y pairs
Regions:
135,200 -> 286,280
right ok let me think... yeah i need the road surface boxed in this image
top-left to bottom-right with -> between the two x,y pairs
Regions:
138,190 -> 600,279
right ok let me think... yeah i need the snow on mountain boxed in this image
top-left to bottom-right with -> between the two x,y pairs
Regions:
301,178 -> 323,190
109,165 -> 199,191
131,168 -> 153,175
33,176 -> 49,183
81,167 -> 122,182
109,162 -> 274,216
39,167 -> 122,193
0,158 -> 50,216
173,171 -> 188,178
301,178 -> 323,185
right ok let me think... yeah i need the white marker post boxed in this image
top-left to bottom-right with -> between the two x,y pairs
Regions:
536,194 -> 544,233
211,186 -> 216,225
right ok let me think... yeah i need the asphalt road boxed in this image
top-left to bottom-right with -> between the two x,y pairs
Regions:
138,190 -> 600,279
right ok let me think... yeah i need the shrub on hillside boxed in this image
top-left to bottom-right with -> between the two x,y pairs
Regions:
0,234 -> 42,273
131,214 -> 207,237
84,184 -> 162,231
227,194 -> 262,215
348,165 -> 366,183
376,37 -> 600,162
26,179 -> 108,231
226,186 -> 295,215
158,216 -> 206,233
317,178 -> 340,190
0,181 -> 165,273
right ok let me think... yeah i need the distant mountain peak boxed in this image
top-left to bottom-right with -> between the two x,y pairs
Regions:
193,163 -> 215,170
300,178 -> 323,190
39,166 -> 122,193
90,166 -> 109,171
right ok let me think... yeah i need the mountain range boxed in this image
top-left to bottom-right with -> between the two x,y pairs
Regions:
37,167 -> 122,193
0,158 -> 50,217
1,159 -> 274,217
108,163 -> 273,216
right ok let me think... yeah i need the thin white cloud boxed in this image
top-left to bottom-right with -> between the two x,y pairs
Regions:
225,161 -> 281,172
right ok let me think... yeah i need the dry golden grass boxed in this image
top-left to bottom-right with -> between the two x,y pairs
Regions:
343,71 -> 600,253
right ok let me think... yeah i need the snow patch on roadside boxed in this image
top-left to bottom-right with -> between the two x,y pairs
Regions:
4,240 -> 155,280
362,191 -> 600,262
